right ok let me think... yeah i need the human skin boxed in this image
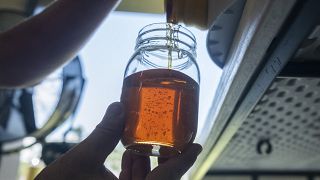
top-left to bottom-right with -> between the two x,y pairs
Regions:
0,0 -> 120,88
35,102 -> 202,180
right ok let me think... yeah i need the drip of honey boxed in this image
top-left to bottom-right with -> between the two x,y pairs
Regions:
166,23 -> 174,69
166,0 -> 178,69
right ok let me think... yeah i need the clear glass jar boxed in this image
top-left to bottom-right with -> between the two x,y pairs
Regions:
121,23 -> 200,157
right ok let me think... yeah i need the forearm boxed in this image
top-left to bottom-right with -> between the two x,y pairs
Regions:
0,0 -> 120,88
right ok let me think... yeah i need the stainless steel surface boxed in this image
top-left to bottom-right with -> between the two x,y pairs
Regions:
294,25 -> 320,62
195,0 -> 320,179
192,0 -> 296,179
214,77 -> 320,170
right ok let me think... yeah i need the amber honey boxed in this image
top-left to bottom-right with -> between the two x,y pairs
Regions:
121,69 -> 199,157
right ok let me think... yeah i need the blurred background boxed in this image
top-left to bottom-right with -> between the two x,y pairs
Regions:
1,0 -> 320,180
0,0 -> 220,179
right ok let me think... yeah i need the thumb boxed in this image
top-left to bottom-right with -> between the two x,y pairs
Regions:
62,102 -> 125,168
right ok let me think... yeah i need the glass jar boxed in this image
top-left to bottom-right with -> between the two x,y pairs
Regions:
121,23 -> 200,157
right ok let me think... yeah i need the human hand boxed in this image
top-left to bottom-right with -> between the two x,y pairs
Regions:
35,102 -> 202,180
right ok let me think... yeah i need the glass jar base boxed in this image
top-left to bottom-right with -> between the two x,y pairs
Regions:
125,142 -> 181,157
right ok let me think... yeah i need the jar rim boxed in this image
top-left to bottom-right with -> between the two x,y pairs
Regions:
136,23 -> 197,55
137,22 -> 197,45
